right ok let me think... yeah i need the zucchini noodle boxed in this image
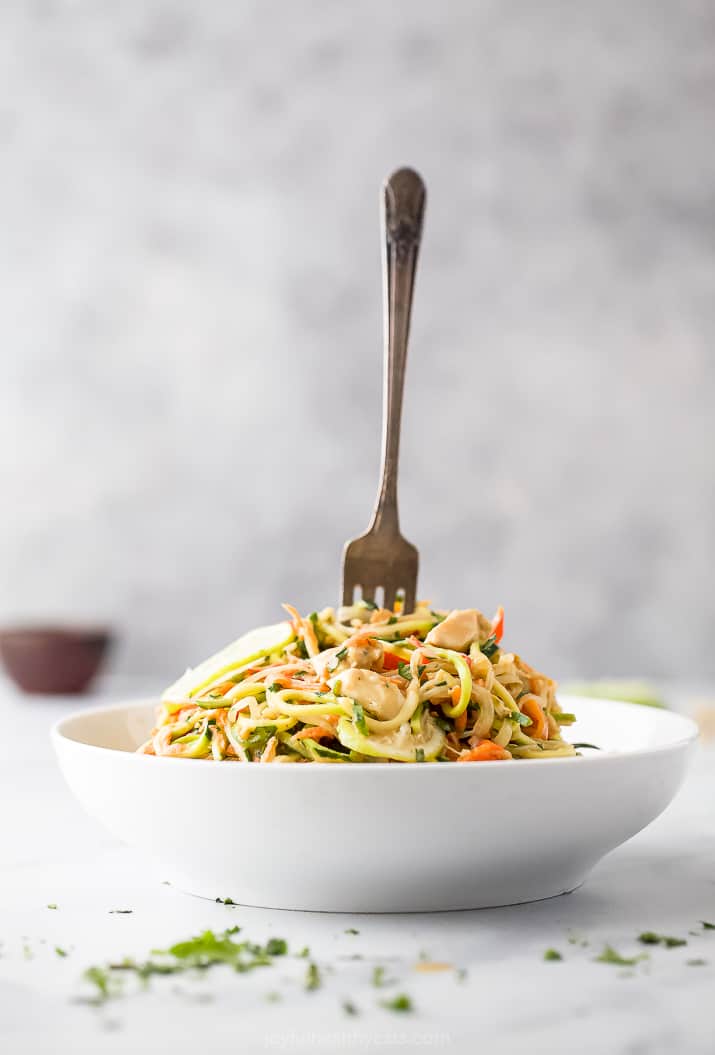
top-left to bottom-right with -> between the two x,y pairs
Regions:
139,602 -> 577,763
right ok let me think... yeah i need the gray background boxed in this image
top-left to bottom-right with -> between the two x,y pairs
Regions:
1,0 -> 713,680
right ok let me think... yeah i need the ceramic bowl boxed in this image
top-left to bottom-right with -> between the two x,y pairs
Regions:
0,626 -> 112,694
52,696 -> 697,912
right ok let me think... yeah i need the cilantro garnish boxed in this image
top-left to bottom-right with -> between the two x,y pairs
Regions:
345,928 -> 359,935
594,945 -> 647,966
55,947 -> 68,958
335,646 -> 348,662
363,600 -> 378,611
543,948 -> 562,961
701,921 -> 715,930
305,962 -> 321,990
380,993 -> 412,1012
387,616 -> 398,625
352,702 -> 368,735
47,903 -> 58,910
480,635 -> 499,659
398,662 -> 412,680
215,897 -> 236,906
109,909 -> 133,914
638,932 -> 686,948
511,710 -> 532,726
343,1000 -> 359,1015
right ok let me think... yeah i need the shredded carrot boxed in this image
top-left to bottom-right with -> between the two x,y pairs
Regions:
454,709 -> 468,735
457,741 -> 511,762
491,605 -> 505,643
381,651 -> 401,672
520,695 -> 548,739
293,726 -> 336,742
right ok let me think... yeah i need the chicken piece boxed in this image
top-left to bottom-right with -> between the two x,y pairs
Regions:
311,637 -> 384,680
425,608 -> 491,651
328,667 -> 404,721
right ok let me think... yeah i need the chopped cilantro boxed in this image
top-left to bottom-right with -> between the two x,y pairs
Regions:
638,932 -> 686,948
308,612 -> 319,625
109,909 -> 133,914
55,947 -> 68,958
362,600 -> 378,611
572,743 -> 601,750
353,702 -> 368,735
295,639 -> 309,659
543,948 -> 562,961
215,897 -> 236,906
687,958 -> 708,966
343,1000 -> 359,1015
511,710 -> 532,726
298,946 -> 310,958
345,928 -> 359,935
397,662 -> 412,681
47,903 -> 58,910
267,684 -> 283,694
480,635 -> 499,659
380,993 -> 412,1012
701,921 -> 715,930
387,616 -> 398,625
305,962 -> 321,990
265,938 -> 287,956
594,945 -> 646,966
335,646 -> 348,662
372,965 -> 393,987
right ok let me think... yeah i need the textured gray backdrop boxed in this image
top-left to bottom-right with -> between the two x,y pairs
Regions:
1,1 -> 714,680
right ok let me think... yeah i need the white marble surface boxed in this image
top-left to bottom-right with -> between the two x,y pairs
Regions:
1,682 -> 714,1054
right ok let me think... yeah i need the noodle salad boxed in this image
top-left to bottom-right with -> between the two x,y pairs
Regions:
140,603 -> 576,763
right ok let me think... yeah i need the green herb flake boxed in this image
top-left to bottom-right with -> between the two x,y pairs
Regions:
372,965 -> 392,987
480,635 -> 499,659
265,991 -> 282,1002
572,743 -> 601,751
638,932 -> 686,948
380,993 -> 412,1012
363,600 -> 378,611
305,962 -> 321,991
335,647 -> 348,662
594,945 -> 646,967
397,662 -> 412,681
701,921 -> 715,930
687,958 -> 708,967
267,684 -> 283,695
109,909 -> 133,914
298,946 -> 310,958
215,897 -> 236,906
511,710 -> 532,726
352,702 -> 368,735
345,928 -> 359,935
265,938 -> 287,956
55,946 -> 68,958
387,616 -> 398,625
47,903 -> 58,910
295,639 -> 309,659
308,612 -> 319,625
543,948 -> 562,961
343,1000 -> 359,1015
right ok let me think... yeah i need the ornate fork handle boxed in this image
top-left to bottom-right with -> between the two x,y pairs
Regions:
370,167 -> 426,535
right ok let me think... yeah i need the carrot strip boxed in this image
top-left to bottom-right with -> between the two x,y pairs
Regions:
454,708 -> 468,735
293,726 -> 336,742
457,741 -> 511,762
491,606 -> 505,643
520,695 -> 548,739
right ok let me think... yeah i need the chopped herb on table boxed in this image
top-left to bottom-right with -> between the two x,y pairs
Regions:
344,928 -> 359,935
215,897 -> 236,905
55,947 -> 68,958
543,948 -> 563,961
380,993 -> 413,1012
594,945 -> 647,967
701,921 -> 715,930
305,962 -> 321,991
298,946 -> 310,958
80,927 -> 290,1004
687,959 -> 708,967
47,904 -> 58,910
638,932 -> 687,948
109,910 -> 133,915
343,1000 -> 359,1015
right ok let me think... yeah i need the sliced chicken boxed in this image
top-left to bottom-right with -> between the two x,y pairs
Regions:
328,667 -> 404,721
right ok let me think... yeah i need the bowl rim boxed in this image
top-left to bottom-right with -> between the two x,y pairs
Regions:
51,695 -> 699,771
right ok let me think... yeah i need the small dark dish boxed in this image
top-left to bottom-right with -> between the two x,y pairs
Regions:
0,626 -> 112,694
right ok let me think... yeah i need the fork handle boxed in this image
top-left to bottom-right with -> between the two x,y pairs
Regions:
370,167 -> 426,534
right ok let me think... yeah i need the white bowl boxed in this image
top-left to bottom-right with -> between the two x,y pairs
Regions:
52,696 -> 697,912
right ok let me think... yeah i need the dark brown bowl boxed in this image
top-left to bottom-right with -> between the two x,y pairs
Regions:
0,626 -> 113,695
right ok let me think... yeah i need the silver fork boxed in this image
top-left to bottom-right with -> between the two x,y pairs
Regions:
341,166 -> 426,613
